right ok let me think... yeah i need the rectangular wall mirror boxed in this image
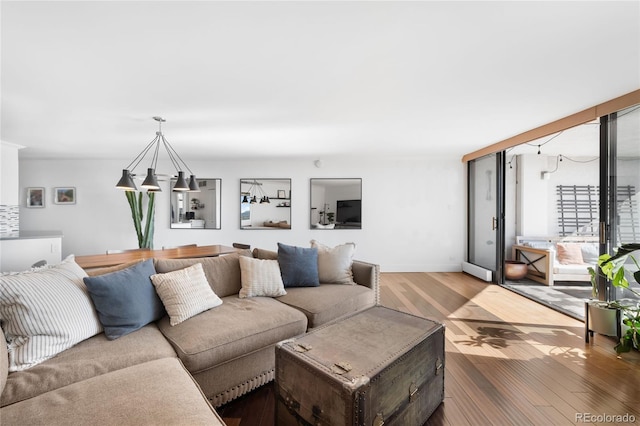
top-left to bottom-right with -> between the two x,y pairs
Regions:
310,178 -> 362,229
170,178 -> 221,229
240,179 -> 291,229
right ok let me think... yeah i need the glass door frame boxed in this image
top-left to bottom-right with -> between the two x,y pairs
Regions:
466,152 -> 506,283
598,114 -> 612,301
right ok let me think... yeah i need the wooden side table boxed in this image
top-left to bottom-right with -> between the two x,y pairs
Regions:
511,245 -> 553,286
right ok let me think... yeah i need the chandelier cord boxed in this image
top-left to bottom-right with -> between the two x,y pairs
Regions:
124,135 -> 161,172
162,135 -> 195,175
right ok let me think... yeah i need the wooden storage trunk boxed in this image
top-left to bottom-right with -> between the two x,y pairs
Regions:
275,306 -> 445,425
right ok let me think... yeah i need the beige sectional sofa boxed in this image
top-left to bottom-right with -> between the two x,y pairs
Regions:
0,246 -> 379,425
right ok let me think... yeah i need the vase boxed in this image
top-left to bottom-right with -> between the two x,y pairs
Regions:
504,260 -> 528,280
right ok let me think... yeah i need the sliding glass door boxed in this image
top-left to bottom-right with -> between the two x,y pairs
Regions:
467,153 -> 505,282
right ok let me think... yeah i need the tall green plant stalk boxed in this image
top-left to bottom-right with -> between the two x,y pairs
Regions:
124,191 -> 156,249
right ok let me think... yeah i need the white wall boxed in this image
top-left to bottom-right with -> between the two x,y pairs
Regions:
18,156 -> 466,272
1,142 -> 20,205
506,153 -> 600,258
517,154 -> 551,236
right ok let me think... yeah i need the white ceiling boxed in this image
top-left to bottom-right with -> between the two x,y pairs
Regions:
2,1 -> 639,161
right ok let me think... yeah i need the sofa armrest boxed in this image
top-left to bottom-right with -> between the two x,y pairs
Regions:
352,260 -> 380,304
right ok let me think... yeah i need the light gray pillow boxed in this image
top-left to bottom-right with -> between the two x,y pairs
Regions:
239,256 -> 286,298
151,263 -> 222,326
310,240 -> 356,284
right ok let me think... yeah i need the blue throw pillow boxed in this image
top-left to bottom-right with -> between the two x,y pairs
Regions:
83,259 -> 166,340
277,243 -> 320,287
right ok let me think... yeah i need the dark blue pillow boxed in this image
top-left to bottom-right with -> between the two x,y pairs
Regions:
83,259 -> 166,340
277,243 -> 320,287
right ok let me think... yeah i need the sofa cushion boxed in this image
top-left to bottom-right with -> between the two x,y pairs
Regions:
158,296 -> 307,373
0,358 -> 224,426
85,259 -> 145,277
581,243 -> 600,264
1,323 -> 175,407
311,240 -> 356,284
253,247 -> 278,260
277,243 -> 319,287
276,284 -> 376,329
83,259 -> 166,339
153,250 -> 250,297
0,255 -> 103,372
151,263 -> 223,326
238,256 -> 286,298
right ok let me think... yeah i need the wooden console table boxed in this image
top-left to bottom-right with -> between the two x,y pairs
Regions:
75,245 -> 238,270
511,245 -> 553,286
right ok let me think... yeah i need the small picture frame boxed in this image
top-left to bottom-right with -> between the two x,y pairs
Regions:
26,187 -> 45,208
277,190 -> 286,199
54,187 -> 76,205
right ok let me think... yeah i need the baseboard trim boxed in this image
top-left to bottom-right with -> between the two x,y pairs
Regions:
462,262 -> 493,282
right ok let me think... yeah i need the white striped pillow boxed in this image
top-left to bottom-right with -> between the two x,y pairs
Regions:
0,255 -> 103,372
238,256 -> 286,298
150,263 -> 223,326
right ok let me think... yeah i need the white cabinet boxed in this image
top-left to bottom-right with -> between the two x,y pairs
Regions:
0,232 -> 62,272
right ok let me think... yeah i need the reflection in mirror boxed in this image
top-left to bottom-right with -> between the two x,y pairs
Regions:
310,178 -> 362,229
240,179 -> 291,230
170,179 -> 221,229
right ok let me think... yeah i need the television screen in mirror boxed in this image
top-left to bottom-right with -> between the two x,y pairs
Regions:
310,178 -> 362,229
240,178 -> 291,230
170,178 -> 221,229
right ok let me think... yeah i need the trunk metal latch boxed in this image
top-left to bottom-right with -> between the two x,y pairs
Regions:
331,361 -> 353,375
409,382 -> 419,403
293,343 -> 312,353
373,413 -> 385,426
435,358 -> 444,375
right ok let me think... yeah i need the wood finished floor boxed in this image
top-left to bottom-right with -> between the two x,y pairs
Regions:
219,272 -> 640,426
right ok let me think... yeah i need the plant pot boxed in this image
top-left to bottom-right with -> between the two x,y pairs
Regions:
585,300 -> 621,342
504,261 -> 528,280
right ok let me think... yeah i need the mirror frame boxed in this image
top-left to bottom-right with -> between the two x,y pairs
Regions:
240,178 -> 292,230
310,178 -> 362,229
170,178 -> 222,230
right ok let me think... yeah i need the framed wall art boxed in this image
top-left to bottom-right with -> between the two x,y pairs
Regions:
54,187 -> 76,205
26,187 -> 45,208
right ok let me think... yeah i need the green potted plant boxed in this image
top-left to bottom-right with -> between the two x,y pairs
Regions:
124,191 -> 156,249
588,243 -> 640,354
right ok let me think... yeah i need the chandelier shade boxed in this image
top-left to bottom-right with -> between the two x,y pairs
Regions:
241,180 -> 270,204
173,171 -> 189,192
188,175 -> 200,191
141,168 -> 161,190
116,169 -> 137,191
116,117 -> 200,193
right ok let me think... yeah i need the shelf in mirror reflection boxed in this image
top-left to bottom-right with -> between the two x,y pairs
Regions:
240,179 -> 291,230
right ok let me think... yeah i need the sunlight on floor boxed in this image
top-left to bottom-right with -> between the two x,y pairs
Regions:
446,284 -> 588,361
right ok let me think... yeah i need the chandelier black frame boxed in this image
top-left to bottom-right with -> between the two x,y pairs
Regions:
116,116 -> 200,192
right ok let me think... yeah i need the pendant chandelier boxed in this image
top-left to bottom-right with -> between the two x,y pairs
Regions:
241,180 -> 270,204
116,116 -> 200,192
